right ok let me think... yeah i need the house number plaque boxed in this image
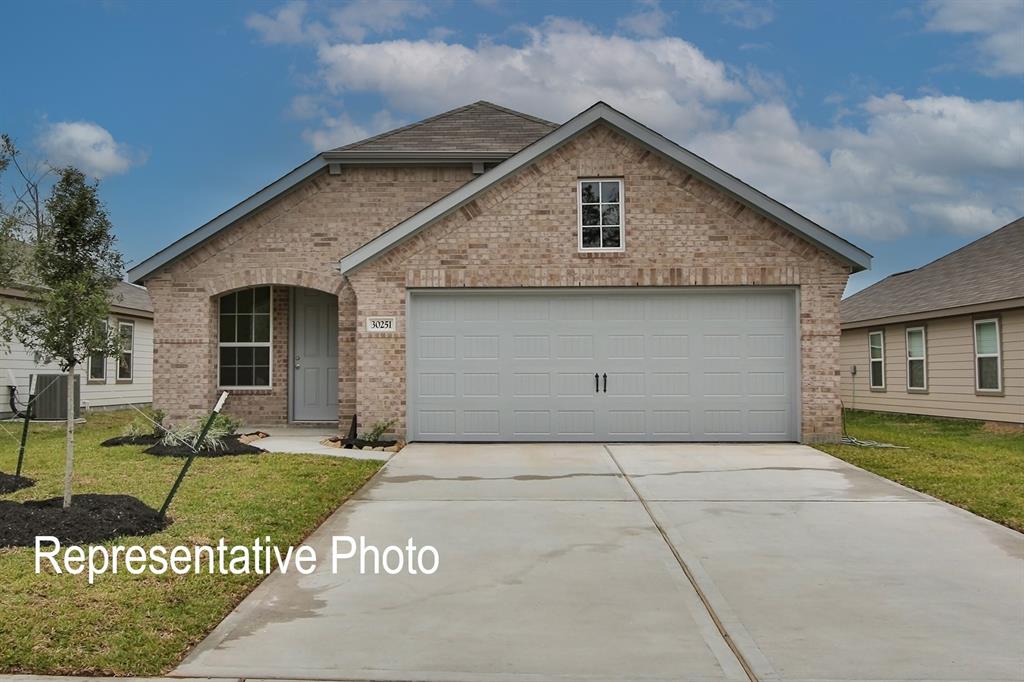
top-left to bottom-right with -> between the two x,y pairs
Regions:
366,316 -> 396,332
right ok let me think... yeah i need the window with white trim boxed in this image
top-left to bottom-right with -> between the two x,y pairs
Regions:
579,179 -> 623,251
868,331 -> 885,389
117,320 -> 134,381
219,286 -> 272,388
974,318 -> 1001,391
906,326 -> 926,390
88,320 -> 108,381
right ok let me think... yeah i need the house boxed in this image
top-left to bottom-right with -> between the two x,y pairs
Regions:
840,218 -> 1022,424
128,101 -> 871,443
1,281 -> 153,418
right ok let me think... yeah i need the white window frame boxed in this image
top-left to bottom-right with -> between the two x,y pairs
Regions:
116,320 -> 134,382
218,285 -> 274,390
905,326 -> 927,391
88,319 -> 109,382
578,178 -> 625,252
973,318 -> 1002,392
868,330 -> 886,390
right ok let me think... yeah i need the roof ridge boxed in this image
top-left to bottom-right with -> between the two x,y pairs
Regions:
474,100 -> 558,128
333,102 -> 482,152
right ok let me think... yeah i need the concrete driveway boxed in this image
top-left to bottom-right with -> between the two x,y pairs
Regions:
175,443 -> 1024,682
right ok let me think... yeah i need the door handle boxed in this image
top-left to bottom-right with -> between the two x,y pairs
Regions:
595,373 -> 599,393
603,373 -> 608,393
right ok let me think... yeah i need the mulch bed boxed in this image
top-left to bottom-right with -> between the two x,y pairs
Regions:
100,434 -> 162,447
0,494 -> 167,547
321,436 -> 398,450
144,434 -> 264,458
0,472 -> 36,494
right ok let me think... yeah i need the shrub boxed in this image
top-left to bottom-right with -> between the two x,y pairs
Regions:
360,418 -> 397,444
159,412 -> 241,453
122,407 -> 166,438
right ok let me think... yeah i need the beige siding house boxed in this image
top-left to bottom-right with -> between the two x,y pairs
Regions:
840,218 -> 1023,424
1,281 -> 154,418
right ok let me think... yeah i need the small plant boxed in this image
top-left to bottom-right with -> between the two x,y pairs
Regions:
159,413 -> 240,453
360,418 -> 397,444
122,407 -> 166,438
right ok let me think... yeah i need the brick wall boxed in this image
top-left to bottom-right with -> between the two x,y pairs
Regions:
145,166 -> 474,425
348,124 -> 852,442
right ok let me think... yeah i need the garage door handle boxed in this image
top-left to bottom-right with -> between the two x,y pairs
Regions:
603,373 -> 607,393
594,373 -> 599,393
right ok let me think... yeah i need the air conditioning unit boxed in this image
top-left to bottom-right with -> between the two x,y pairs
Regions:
32,374 -> 81,420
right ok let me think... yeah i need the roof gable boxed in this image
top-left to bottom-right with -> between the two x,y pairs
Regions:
338,102 -> 872,275
841,217 -> 1024,325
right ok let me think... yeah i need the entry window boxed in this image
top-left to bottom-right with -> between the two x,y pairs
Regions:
868,331 -> 885,389
219,286 -> 272,388
974,318 -> 1001,392
579,179 -> 623,251
117,320 -> 134,381
906,326 -> 926,391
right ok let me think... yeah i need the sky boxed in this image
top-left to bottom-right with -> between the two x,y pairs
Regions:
1,0 -> 1021,296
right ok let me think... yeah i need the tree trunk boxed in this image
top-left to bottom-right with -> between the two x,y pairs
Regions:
63,363 -> 75,509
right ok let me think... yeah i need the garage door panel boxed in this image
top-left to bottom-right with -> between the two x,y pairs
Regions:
409,290 -> 797,442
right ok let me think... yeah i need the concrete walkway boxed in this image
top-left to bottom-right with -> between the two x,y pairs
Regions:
246,424 -> 393,460
175,443 -> 1024,682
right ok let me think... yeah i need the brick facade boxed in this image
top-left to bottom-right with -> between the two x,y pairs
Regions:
347,125 -> 851,442
145,124 -> 851,442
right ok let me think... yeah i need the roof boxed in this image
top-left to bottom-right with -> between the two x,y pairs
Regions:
841,217 -> 1024,326
338,101 -> 872,274
129,101 -> 555,283
331,101 -> 557,155
0,280 -> 152,317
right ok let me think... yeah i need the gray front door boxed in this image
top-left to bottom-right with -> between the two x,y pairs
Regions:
407,289 -> 799,442
291,288 -> 338,422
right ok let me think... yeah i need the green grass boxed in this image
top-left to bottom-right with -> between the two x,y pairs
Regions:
0,410 -> 383,675
817,410 -> 1024,532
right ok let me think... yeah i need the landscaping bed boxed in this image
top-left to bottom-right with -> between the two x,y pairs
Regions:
0,472 -> 35,494
0,409 -> 385,675
0,494 -> 165,547
817,410 -> 1024,533
101,434 -> 162,447
144,434 -> 264,457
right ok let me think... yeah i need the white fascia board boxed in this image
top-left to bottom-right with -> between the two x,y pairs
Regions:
128,156 -> 327,283
338,102 -> 872,275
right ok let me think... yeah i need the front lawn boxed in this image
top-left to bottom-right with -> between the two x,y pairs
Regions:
0,410 -> 383,675
817,410 -> 1024,532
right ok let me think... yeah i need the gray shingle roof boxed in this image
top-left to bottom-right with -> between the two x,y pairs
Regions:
841,217 -> 1024,324
110,281 -> 152,315
332,101 -> 558,155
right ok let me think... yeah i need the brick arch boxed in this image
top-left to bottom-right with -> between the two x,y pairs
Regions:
203,267 -> 344,297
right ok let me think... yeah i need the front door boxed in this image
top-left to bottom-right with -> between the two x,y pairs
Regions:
291,288 -> 338,422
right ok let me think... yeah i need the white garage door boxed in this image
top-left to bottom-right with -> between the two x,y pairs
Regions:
407,289 -> 798,442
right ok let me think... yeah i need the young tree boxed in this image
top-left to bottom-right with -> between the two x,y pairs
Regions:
3,167 -> 123,508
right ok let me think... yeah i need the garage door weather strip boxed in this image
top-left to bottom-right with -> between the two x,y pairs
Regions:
603,445 -> 760,682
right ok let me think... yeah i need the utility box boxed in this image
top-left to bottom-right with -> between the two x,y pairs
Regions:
32,374 -> 81,420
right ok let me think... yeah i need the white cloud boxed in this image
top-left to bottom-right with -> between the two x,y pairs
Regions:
619,0 -> 671,38
37,121 -> 143,178
302,109 -> 401,150
331,0 -> 431,42
316,18 -> 748,137
246,0 -> 319,45
702,0 -> 775,29
924,0 -> 1024,76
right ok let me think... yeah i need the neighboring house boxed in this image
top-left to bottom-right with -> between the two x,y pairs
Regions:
840,218 -> 1023,424
1,281 -> 153,418
129,101 -> 871,443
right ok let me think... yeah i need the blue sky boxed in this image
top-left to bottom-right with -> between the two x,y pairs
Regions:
1,0 -> 1021,295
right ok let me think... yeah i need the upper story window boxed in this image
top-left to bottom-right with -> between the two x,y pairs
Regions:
905,326 -> 927,391
117,320 -> 135,382
974,318 -> 1002,392
579,179 -> 623,251
219,286 -> 272,388
868,330 -> 885,389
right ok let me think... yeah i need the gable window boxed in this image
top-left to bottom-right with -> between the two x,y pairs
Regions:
88,320 -> 109,381
117,320 -> 134,382
905,326 -> 927,391
579,179 -> 623,251
219,286 -> 272,388
868,330 -> 885,390
974,318 -> 1002,392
